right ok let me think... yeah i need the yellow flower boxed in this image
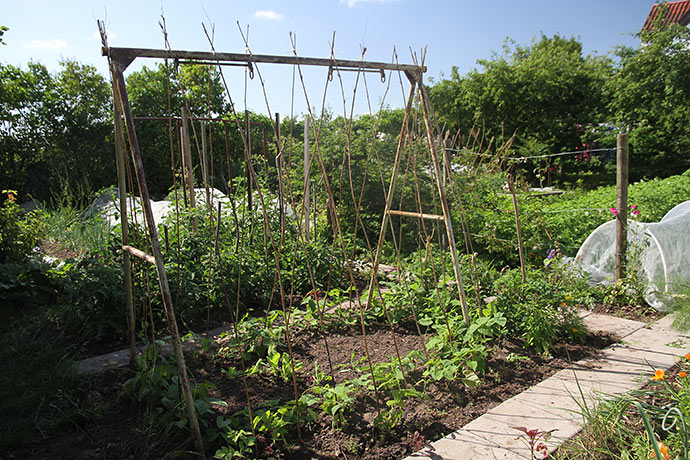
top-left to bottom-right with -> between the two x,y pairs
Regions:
572,328 -> 578,333
561,302 -> 567,307
653,369 -> 665,381
565,295 -> 573,301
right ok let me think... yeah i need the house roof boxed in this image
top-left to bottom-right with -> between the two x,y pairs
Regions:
642,0 -> 690,32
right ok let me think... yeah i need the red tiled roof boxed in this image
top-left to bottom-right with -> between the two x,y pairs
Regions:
642,0 -> 690,31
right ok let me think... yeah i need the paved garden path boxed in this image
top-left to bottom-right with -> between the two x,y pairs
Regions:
406,312 -> 689,460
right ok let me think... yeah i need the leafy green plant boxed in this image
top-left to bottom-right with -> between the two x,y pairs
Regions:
214,416 -> 257,460
123,346 -> 226,439
249,398 -> 313,446
493,266 -> 586,354
375,387 -> 423,432
265,351 -> 303,383
0,190 -> 40,264
311,381 -> 355,427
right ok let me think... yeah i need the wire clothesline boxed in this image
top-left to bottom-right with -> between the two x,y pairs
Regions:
444,147 -> 617,161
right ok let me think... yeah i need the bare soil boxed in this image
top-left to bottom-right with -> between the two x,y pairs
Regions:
9,324 -> 616,460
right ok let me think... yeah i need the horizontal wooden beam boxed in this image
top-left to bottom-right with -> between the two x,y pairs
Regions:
103,46 -> 425,76
122,245 -> 156,264
387,209 -> 445,221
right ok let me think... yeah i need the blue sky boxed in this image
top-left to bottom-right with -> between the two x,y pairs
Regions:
3,0 -> 658,116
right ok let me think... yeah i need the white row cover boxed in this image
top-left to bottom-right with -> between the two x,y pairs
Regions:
576,200 -> 690,310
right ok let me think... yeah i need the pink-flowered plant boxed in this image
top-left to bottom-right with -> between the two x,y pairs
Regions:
513,426 -> 557,459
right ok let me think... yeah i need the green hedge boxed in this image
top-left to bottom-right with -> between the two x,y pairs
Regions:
457,169 -> 690,266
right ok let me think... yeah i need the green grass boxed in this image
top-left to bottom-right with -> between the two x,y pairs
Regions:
38,205 -> 116,259
0,315 -> 93,451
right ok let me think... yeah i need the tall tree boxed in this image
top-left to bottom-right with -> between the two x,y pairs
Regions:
0,61 -> 113,203
607,23 -> 690,179
429,35 -> 614,184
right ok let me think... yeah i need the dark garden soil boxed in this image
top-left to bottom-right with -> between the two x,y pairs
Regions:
198,326 -> 615,460
9,322 -> 617,460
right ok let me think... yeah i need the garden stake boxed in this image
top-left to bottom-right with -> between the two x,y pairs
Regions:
113,96 -> 136,369
290,36 -> 382,413
507,174 -> 527,283
222,121 -> 241,254
330,53 -> 410,385
282,187 -> 336,380
411,153 -> 454,349
418,77 -> 470,325
164,58 -> 183,312
180,107 -> 197,232
206,27 -> 305,440
108,59 -> 205,458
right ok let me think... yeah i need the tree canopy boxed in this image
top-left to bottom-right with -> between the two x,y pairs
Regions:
429,26 -> 690,183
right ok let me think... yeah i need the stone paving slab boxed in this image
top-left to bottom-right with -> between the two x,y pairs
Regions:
74,325 -> 232,374
407,313 -> 688,460
580,312 -> 646,338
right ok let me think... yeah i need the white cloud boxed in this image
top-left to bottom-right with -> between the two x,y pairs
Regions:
22,39 -> 67,50
254,10 -> 283,21
341,0 -> 397,6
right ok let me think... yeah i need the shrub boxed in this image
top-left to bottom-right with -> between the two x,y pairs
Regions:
0,190 -> 40,264
454,169 -> 690,267
492,264 -> 588,354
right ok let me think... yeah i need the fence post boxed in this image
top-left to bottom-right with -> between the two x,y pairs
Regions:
615,132 -> 629,282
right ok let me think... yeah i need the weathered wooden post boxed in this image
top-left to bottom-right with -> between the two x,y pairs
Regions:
111,66 -> 205,459
181,107 -> 197,231
615,132 -> 629,282
113,98 -> 135,369
180,107 -> 196,209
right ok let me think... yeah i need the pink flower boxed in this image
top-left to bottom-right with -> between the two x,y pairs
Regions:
610,207 -> 618,216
